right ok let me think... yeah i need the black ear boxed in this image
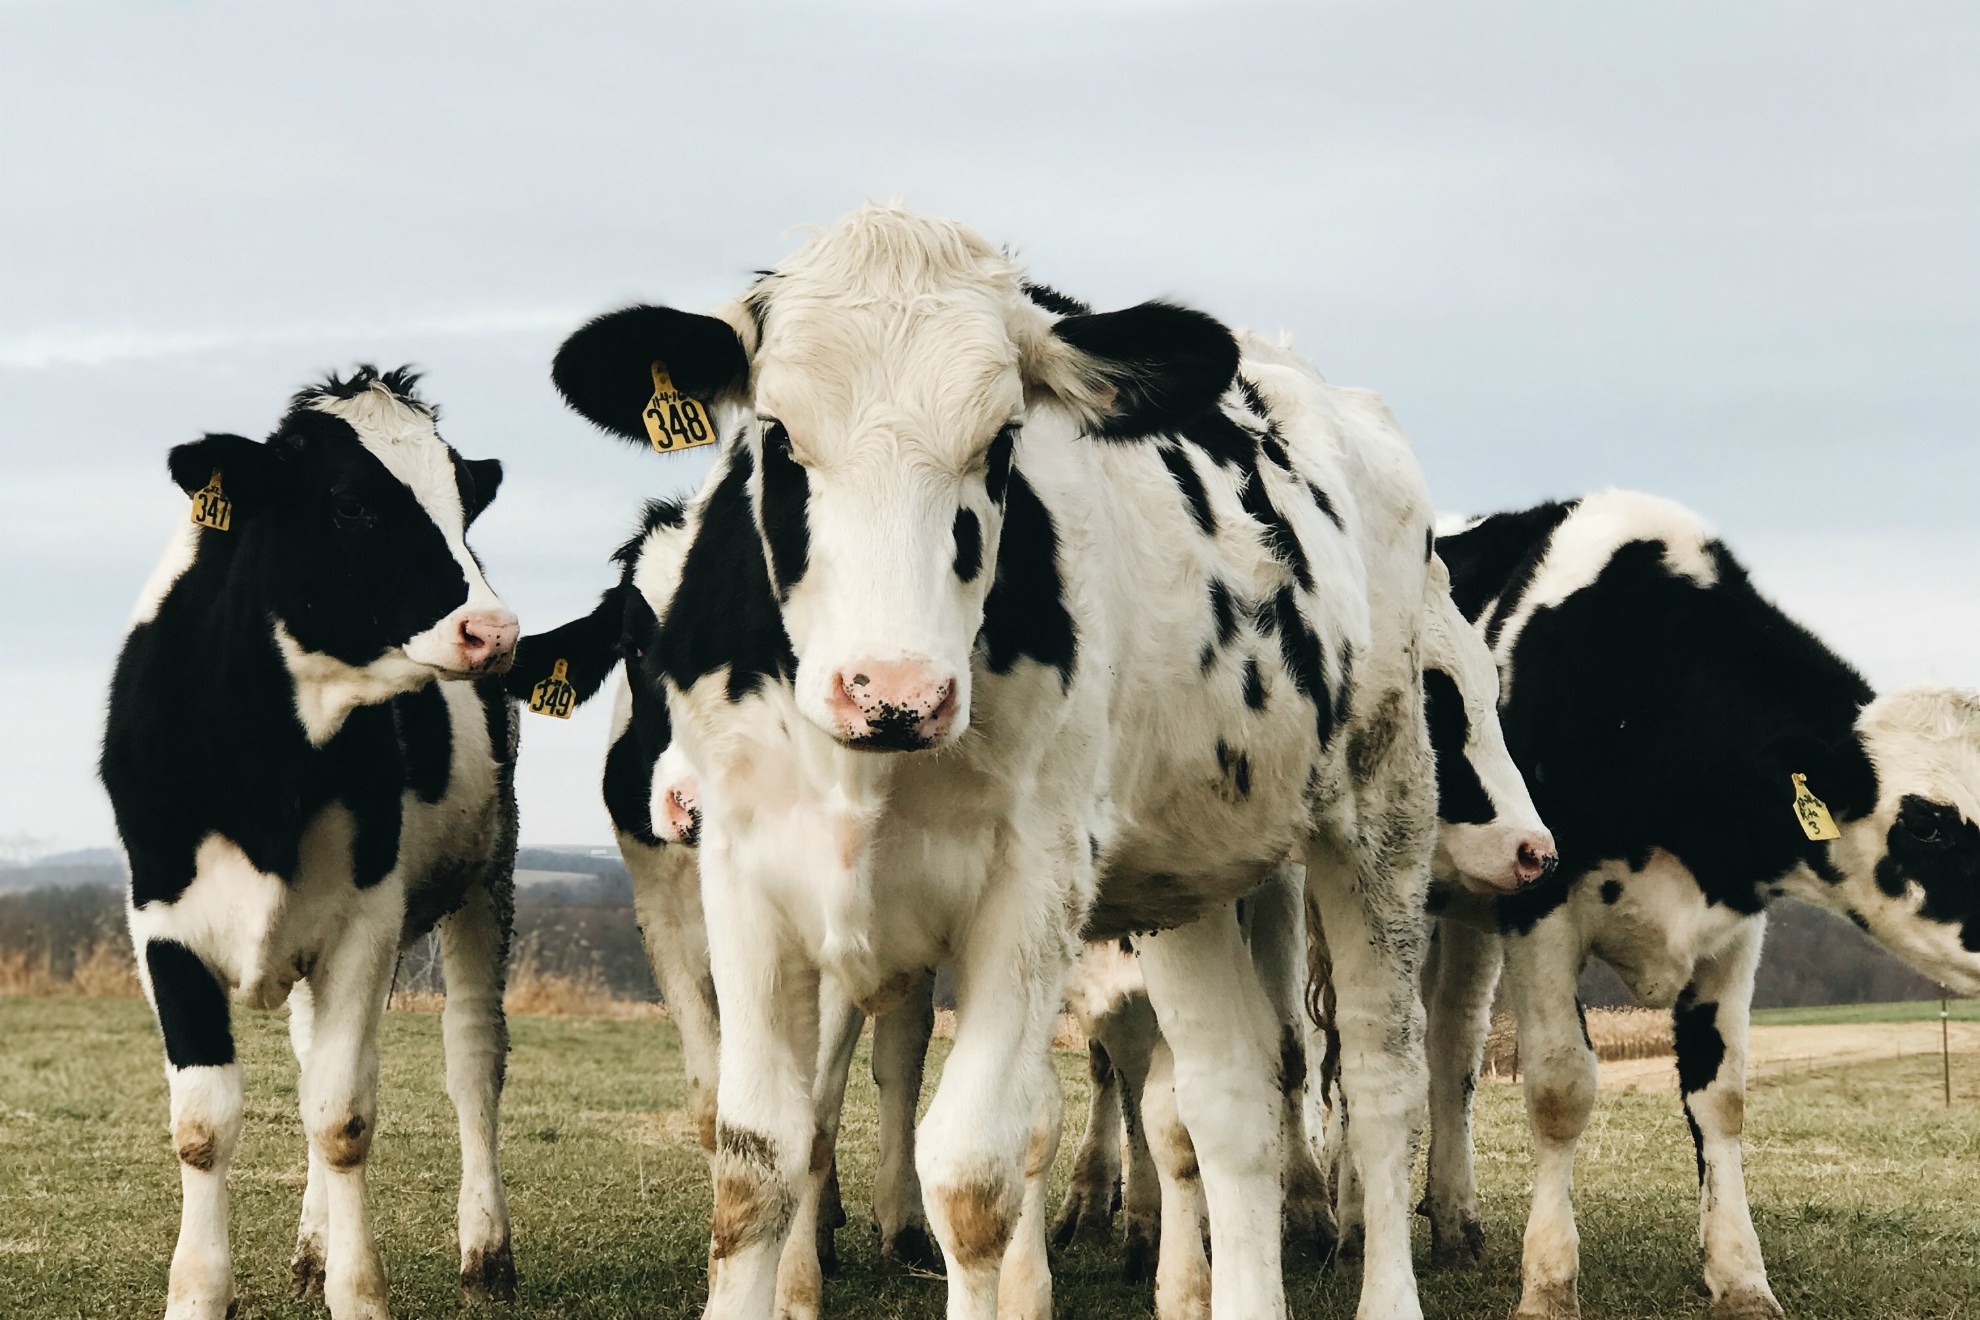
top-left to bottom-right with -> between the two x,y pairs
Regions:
503,582 -> 632,704
167,433 -> 288,509
552,304 -> 750,442
461,457 -> 504,524
1769,729 -> 1881,823
1050,302 -> 1240,440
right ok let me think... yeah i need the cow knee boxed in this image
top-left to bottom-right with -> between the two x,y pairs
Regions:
928,1170 -> 1018,1269
710,1124 -> 795,1261
312,1112 -> 374,1170
1529,1079 -> 1595,1146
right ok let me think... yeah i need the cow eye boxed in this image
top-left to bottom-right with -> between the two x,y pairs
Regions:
1903,817 -> 1946,847
332,496 -> 372,527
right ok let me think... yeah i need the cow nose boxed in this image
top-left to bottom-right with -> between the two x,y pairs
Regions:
826,661 -> 958,750
1514,834 -> 1558,885
659,779 -> 701,846
456,610 -> 519,674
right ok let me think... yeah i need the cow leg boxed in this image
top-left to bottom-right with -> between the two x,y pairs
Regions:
1422,918 -> 1503,1265
287,981 -> 329,1298
1140,1037 -> 1209,1320
627,835 -> 722,1161
299,898 -> 402,1320
139,938 -> 243,1320
1114,1029 -> 1162,1283
1503,913 -> 1597,1320
1000,1063 -> 1064,1320
1679,918 -> 1783,1319
872,968 -> 937,1270
438,878 -> 515,1301
1050,1039 -> 1123,1249
1135,902 -> 1288,1320
775,992 -> 865,1320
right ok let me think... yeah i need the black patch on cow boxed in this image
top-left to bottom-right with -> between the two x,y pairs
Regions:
1877,796 -> 1980,951
1600,878 -> 1623,905
603,606 -> 675,846
1684,1107 -> 1707,1186
551,303 -> 750,442
1425,528 -> 1435,562
952,508 -> 983,582
655,448 -> 796,703
393,682 -> 451,805
1423,668 -> 1492,826
1238,469 -> 1313,592
1021,282 -> 1093,317
1450,511 -> 1883,936
1234,375 -> 1270,424
1672,992 -> 1725,1095
1174,406 -> 1258,471
1242,658 -> 1266,711
1233,753 -> 1252,798
1305,481 -> 1345,532
1574,998 -> 1593,1051
1270,588 -> 1336,749
1208,579 -> 1238,649
758,423 -> 811,598
146,940 -> 235,1069
984,425 -> 1018,507
1157,443 -> 1215,535
1259,434 -> 1292,470
1052,302 -> 1240,441
978,469 -> 1077,689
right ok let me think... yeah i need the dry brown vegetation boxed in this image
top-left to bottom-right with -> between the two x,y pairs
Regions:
1482,1006 -> 1674,1079
0,938 -> 139,999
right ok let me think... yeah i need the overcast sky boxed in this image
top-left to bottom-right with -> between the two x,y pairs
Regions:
2,1 -> 1975,854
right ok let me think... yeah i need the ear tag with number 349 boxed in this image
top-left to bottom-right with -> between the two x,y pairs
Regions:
189,470 -> 233,531
642,361 -> 716,454
528,659 -> 578,719
1790,773 -> 1841,842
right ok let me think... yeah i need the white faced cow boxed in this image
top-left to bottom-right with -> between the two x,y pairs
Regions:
100,369 -> 521,1320
545,207 -> 1446,1320
1424,489 -> 1980,1320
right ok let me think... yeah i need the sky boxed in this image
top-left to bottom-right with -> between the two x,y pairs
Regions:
1,1 -> 1975,854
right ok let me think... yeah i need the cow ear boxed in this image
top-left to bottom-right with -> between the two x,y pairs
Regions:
1025,301 -> 1240,440
552,304 -> 751,443
1768,729 -> 1880,822
502,582 -> 630,703
461,457 -> 504,524
167,433 -> 289,509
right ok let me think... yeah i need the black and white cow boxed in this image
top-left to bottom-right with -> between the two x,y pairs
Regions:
1422,489 -> 1980,1320
100,368 -> 521,1320
545,206 -> 1444,1320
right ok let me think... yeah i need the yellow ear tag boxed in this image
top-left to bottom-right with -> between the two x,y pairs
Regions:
1790,773 -> 1842,841
527,659 -> 577,719
189,469 -> 233,531
641,361 -> 717,454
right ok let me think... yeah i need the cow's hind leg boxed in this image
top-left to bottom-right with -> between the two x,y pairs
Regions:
626,836 -> 722,1161
775,992 -> 865,1320
439,877 -> 516,1300
871,969 -> 938,1271
288,981 -> 329,1297
1140,1037 -> 1209,1320
1050,1038 -> 1123,1249
1679,918 -> 1783,1319
142,938 -> 244,1320
1422,917 -> 1503,1265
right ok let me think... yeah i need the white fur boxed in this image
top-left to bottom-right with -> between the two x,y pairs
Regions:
131,520 -> 201,627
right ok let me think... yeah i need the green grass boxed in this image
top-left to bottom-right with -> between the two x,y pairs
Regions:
3,997 -> 1978,1318
1751,998 -> 1980,1027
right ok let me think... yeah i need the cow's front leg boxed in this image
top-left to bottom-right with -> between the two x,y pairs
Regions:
1051,1039 -> 1124,1248
438,878 -> 516,1301
300,896 -> 403,1320
139,937 -> 244,1320
1422,917 -> 1503,1265
1503,912 -> 1598,1320
1140,1037 -> 1209,1320
1136,902 -> 1288,1320
774,991 -> 865,1320
1679,918 -> 1783,1319
871,968 -> 937,1270
287,980 -> 329,1298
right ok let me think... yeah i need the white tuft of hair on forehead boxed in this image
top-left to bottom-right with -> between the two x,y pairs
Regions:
306,383 -> 464,532
1858,684 -> 1980,821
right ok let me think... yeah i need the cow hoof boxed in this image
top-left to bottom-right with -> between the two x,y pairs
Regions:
1514,1279 -> 1580,1320
459,1241 -> 518,1304
1709,1289 -> 1786,1320
880,1224 -> 942,1274
814,1227 -> 839,1279
1050,1183 -> 1119,1247
1429,1216 -> 1487,1267
1285,1200 -> 1338,1261
1335,1223 -> 1364,1261
1121,1217 -> 1157,1283
289,1240 -> 327,1299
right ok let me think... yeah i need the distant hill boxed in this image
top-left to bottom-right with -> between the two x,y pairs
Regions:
0,849 -> 123,893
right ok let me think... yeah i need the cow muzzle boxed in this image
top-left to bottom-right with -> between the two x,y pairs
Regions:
824,660 -> 959,751
443,608 -> 519,676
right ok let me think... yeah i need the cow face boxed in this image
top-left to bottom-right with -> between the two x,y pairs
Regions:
1829,687 -> 1980,992
167,370 -> 516,697
551,207 -> 1237,751
1422,562 -> 1556,893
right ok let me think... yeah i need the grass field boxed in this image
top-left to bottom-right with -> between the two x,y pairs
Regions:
1751,998 -> 1980,1027
3,997 -> 1978,1319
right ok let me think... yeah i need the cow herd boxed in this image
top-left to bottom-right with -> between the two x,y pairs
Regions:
99,206 -> 1980,1320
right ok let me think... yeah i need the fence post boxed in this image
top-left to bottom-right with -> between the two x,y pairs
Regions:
1943,989 -> 1953,1108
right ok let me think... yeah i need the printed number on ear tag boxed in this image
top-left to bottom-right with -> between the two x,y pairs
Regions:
642,361 -> 716,454
1790,773 -> 1841,842
528,659 -> 578,719
189,470 -> 233,531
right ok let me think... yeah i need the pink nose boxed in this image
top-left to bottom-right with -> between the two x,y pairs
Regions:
825,661 -> 958,750
456,610 -> 519,674
660,781 -> 701,846
1513,834 -> 1558,886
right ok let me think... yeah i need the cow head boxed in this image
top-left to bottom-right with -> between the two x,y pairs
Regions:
1808,686 -> 1980,993
1422,559 -> 1557,893
551,206 -> 1237,751
167,369 -> 516,703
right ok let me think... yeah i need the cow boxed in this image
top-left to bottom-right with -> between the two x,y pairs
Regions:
99,368 -> 522,1320
542,204 -> 1446,1320
1051,553 -> 1556,1300
1418,489 -> 1980,1320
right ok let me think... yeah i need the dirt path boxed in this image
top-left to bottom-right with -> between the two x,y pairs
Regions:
1591,1020 -> 1980,1093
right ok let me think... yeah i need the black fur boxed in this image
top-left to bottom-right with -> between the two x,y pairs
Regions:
757,423 -> 811,598
1157,443 -> 1216,535
146,939 -> 234,1069
1878,796 -> 1980,951
1672,991 -> 1725,1094
953,508 -> 983,582
1242,658 -> 1266,711
1053,302 -> 1241,441
551,304 -> 750,442
977,469 -> 1077,689
656,448 -> 796,703
1423,667 -> 1492,825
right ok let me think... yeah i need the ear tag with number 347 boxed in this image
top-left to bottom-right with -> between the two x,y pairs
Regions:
189,470 -> 233,531
1790,773 -> 1841,842
642,361 -> 716,454
527,659 -> 577,719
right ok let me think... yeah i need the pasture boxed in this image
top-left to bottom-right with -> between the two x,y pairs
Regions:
3,997 -> 1977,1319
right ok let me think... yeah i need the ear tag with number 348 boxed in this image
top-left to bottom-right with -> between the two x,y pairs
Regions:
189,470 -> 233,531
1790,773 -> 1841,842
527,659 -> 577,719
642,361 -> 716,454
